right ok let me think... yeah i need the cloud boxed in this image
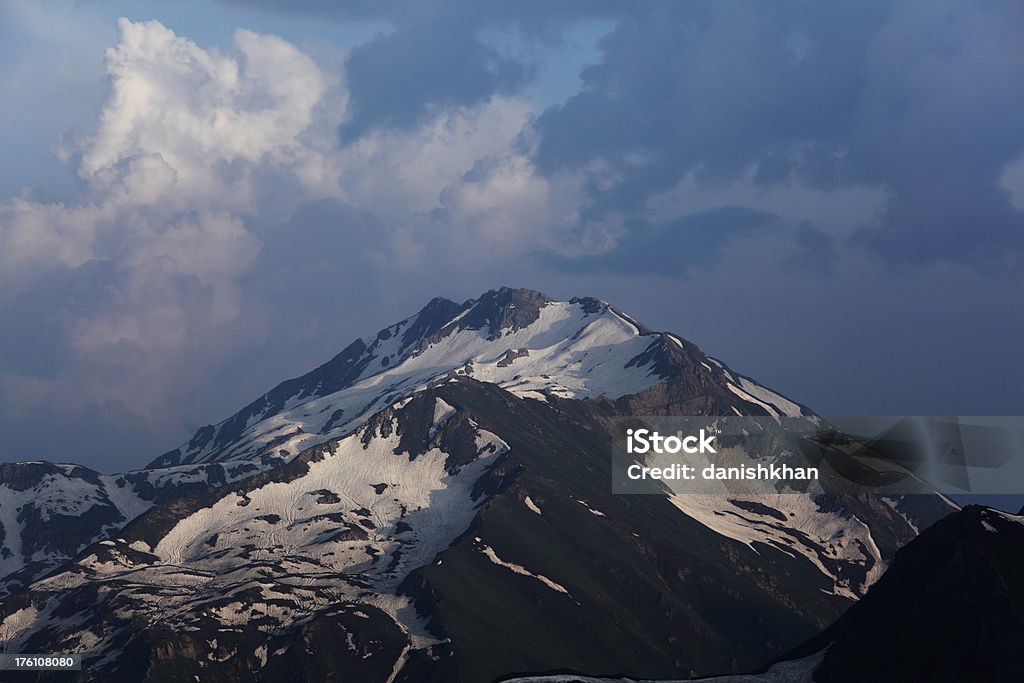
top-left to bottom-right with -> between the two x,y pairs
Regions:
210,0 -> 1024,268
75,18 -> 336,205
786,223 -> 837,275
338,95 -> 535,225
543,206 -> 779,277
529,0 -> 1024,266
2,4 -> 1022,469
0,20 -> 336,467
0,17 -> 571,468
340,12 -> 531,139
217,0 -> 624,137
843,0 -> 1024,263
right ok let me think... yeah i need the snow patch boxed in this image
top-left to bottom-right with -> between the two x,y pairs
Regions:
429,398 -> 457,438
881,497 -> 919,534
726,384 -> 779,417
737,377 -> 802,417
524,496 -> 542,515
0,605 -> 38,644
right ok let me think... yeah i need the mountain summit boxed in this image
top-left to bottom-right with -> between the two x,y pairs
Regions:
0,288 -> 954,682
150,287 -> 809,469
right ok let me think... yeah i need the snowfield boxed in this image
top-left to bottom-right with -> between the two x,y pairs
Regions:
3,398 -> 510,674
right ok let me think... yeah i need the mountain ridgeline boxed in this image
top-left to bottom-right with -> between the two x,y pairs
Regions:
0,288 -> 966,682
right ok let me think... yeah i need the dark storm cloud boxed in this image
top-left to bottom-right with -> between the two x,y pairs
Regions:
534,3 -> 884,178
340,11 -> 532,138
533,0 -> 1024,265
224,0 -> 1024,266
543,206 -> 778,277
839,1 -> 1024,263
220,0 -> 624,136
786,223 -> 837,275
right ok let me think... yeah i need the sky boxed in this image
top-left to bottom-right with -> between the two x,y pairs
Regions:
0,0 -> 1022,476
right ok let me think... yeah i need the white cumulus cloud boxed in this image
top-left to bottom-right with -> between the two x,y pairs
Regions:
0,18 -> 585,468
78,19 -> 332,203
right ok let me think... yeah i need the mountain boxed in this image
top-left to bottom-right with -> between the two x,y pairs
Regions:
0,288 -> 955,682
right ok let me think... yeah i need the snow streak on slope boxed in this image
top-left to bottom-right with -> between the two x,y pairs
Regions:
724,378 -> 805,418
734,377 -> 803,417
477,541 -> 570,595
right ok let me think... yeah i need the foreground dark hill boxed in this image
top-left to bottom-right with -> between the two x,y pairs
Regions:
0,288 -> 955,682
781,504 -> 1024,682
499,506 -> 1024,682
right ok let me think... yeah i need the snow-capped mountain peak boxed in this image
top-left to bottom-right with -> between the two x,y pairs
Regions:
0,288 -> 959,682
152,287 -> 792,469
